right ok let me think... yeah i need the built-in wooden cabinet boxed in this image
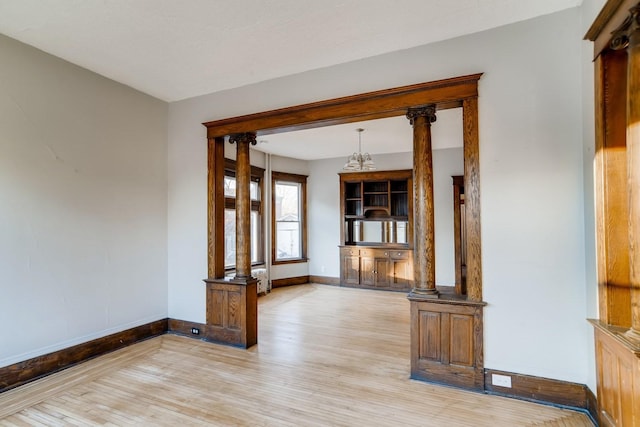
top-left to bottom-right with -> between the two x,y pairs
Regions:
340,246 -> 413,290
339,170 -> 413,291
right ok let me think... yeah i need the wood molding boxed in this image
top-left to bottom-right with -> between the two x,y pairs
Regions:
585,0 -> 637,58
167,319 -> 207,337
308,275 -> 341,286
586,385 -> 599,426
203,74 -> 482,138
271,275 -> 309,288
484,369 -> 594,410
0,319 -> 168,393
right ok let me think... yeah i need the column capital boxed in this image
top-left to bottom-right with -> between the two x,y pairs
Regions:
228,132 -> 257,145
406,105 -> 437,126
610,3 -> 640,50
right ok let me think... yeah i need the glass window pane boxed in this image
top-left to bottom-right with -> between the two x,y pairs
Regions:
275,182 -> 300,221
250,181 -> 259,201
224,176 -> 236,198
276,221 -> 300,259
224,209 -> 235,267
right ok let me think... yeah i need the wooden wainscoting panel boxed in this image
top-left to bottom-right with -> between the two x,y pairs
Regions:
410,298 -> 484,390
227,290 -> 242,330
418,311 -> 441,361
0,319 -> 168,393
592,321 -> 640,426
204,278 -> 257,348
450,314 -> 473,366
208,288 -> 226,327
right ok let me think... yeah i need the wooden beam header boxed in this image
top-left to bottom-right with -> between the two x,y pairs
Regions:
203,73 -> 482,139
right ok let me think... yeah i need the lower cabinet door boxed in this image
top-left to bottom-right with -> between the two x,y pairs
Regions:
360,257 -> 375,286
341,255 -> 360,285
374,258 -> 390,288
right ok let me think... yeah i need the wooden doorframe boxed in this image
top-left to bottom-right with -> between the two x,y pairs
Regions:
202,74 -> 483,356
204,73 -> 482,299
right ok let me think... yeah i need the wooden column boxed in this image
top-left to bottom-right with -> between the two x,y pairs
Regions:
203,132 -> 257,348
407,105 -> 438,298
612,3 -> 640,340
463,97 -> 483,302
207,136 -> 226,279
229,132 -> 256,279
629,7 -> 640,338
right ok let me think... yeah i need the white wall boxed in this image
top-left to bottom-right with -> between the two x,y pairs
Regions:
580,0 -> 606,394
0,35 -> 168,367
168,8 -> 592,385
307,148 -> 462,286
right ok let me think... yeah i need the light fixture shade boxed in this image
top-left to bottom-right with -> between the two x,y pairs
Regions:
342,129 -> 375,172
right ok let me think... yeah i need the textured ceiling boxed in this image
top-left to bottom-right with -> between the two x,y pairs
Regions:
0,0 -> 582,102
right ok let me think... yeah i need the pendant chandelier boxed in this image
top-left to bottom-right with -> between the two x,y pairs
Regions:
342,128 -> 376,171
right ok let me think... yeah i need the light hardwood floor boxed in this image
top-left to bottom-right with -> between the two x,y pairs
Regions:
0,284 -> 592,426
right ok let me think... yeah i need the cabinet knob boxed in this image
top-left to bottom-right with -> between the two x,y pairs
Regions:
384,252 -> 388,256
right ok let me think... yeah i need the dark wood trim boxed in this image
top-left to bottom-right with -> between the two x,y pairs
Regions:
208,137 -> 226,278
203,74 -> 482,138
585,0 -> 635,57
309,275 -> 341,286
223,157 -> 266,179
167,319 -> 207,337
452,175 -> 465,295
271,275 -> 310,288
0,319 -> 168,393
462,97 -> 482,302
484,368 -> 594,410
272,258 -> 309,266
586,385 -> 599,426
271,171 -> 308,265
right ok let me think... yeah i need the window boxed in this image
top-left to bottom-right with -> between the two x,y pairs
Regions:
224,159 -> 264,269
272,171 -> 307,264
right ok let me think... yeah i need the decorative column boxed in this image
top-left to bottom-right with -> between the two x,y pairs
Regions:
202,132 -> 257,348
612,3 -> 640,341
407,105 -> 438,298
229,132 -> 256,279
207,136 -> 226,279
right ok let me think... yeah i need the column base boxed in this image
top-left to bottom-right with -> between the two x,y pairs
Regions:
203,277 -> 257,348
408,287 -> 439,299
624,327 -> 640,346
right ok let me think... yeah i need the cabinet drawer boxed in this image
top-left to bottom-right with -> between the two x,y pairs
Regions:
360,248 -> 389,258
340,247 -> 359,256
389,250 -> 410,260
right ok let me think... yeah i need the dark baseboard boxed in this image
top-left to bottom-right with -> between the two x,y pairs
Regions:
585,385 -> 599,425
485,369 -> 597,420
271,275 -> 309,288
308,275 -> 340,286
0,318 -> 168,393
167,318 -> 208,338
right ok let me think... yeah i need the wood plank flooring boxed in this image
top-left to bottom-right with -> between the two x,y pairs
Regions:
0,284 -> 593,426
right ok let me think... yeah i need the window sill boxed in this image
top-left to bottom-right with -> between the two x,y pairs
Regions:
272,258 -> 308,266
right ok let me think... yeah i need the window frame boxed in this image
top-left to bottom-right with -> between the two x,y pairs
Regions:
271,171 -> 308,265
224,158 -> 265,270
